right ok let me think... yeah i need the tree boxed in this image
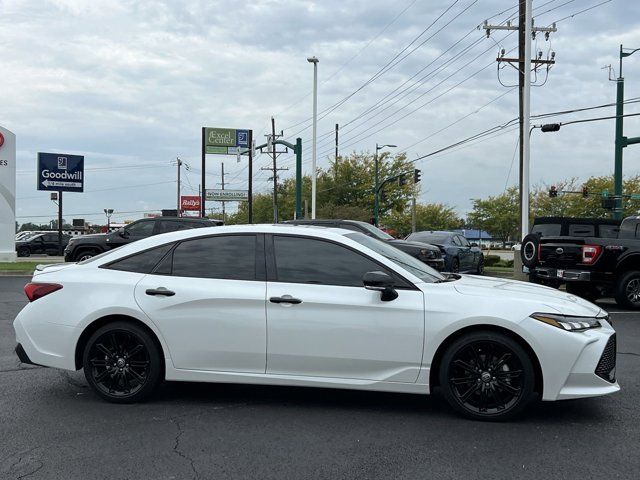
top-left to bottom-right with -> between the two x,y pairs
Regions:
382,203 -> 463,237
467,187 -> 519,244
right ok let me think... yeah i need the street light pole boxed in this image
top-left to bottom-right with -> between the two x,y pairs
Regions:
103,209 -> 113,232
307,56 -> 319,219
373,143 -> 397,226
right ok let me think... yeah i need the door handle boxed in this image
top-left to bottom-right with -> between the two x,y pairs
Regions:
269,295 -> 302,305
145,287 -> 175,297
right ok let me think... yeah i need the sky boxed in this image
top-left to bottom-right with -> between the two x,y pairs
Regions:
1,0 -> 638,226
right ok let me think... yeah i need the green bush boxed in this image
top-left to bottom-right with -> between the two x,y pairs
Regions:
484,255 -> 501,267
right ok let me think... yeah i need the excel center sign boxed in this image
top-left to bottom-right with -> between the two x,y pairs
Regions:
204,127 -> 249,155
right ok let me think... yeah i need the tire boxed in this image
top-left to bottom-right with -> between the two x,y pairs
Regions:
17,247 -> 30,257
451,258 -> 460,273
83,321 -> 162,403
438,331 -> 536,421
520,234 -> 540,268
614,270 -> 640,310
74,249 -> 100,262
566,283 -> 600,303
476,256 -> 484,275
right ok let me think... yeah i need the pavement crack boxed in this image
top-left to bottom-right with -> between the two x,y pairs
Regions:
171,417 -> 199,480
16,461 -> 43,479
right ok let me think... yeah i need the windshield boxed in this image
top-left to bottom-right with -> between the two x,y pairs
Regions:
345,233 -> 445,283
407,233 -> 449,244
355,222 -> 394,240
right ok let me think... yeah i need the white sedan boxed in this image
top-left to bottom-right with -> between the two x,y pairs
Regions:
13,225 -> 618,420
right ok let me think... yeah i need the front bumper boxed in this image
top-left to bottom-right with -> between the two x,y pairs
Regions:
534,267 -> 591,282
424,258 -> 445,271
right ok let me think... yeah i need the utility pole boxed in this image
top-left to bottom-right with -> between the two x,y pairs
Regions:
411,197 -> 417,233
335,123 -> 339,180
176,157 -> 182,216
219,163 -> 226,223
261,117 -> 288,223
483,4 -> 556,240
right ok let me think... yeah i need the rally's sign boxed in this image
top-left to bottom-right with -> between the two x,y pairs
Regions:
180,195 -> 201,211
205,189 -> 249,202
37,153 -> 84,192
204,127 -> 249,155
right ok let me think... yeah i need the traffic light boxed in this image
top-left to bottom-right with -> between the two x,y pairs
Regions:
549,185 -> 558,198
413,168 -> 422,183
582,185 -> 589,198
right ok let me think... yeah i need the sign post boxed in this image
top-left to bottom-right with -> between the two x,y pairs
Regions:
0,126 -> 16,262
37,153 -> 84,255
201,127 -> 253,222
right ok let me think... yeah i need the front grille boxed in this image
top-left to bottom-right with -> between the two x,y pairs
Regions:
595,334 -> 616,383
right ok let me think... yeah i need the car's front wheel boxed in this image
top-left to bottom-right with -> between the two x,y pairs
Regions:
615,270 -> 640,310
439,331 -> 536,421
17,247 -> 30,257
74,248 -> 100,262
451,258 -> 460,273
83,321 -> 162,403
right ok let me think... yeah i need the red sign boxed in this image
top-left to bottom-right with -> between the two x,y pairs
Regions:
0,132 -> 4,148
180,195 -> 201,211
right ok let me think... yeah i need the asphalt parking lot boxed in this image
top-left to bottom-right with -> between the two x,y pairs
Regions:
1,276 -> 639,480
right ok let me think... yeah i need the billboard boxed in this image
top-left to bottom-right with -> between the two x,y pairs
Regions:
204,128 -> 249,155
0,126 -> 16,261
37,153 -> 85,192
180,195 -> 202,211
205,189 -> 249,201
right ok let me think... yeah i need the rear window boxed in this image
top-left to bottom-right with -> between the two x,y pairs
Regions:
104,244 -> 174,273
531,223 -> 561,237
568,224 -> 595,237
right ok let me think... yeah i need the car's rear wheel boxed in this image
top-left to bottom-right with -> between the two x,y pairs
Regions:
83,321 -> 162,403
17,247 -> 30,257
439,331 -> 535,421
74,249 -> 100,262
615,270 -> 640,310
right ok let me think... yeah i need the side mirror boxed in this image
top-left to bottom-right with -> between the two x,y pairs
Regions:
363,271 -> 398,302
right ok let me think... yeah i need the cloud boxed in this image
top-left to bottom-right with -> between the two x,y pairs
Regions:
1,0 -> 636,224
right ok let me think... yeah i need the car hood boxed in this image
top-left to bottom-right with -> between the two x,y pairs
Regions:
387,239 -> 438,251
452,274 -> 603,317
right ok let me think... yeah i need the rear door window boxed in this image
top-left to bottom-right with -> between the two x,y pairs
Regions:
104,244 -> 174,273
568,224 -> 595,237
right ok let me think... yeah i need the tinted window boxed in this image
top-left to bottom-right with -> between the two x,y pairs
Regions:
407,233 -> 450,244
458,236 -> 470,247
452,236 -> 462,246
274,236 -> 388,287
346,233 -> 444,283
155,220 -> 193,234
599,225 -> 619,238
531,223 -> 561,236
337,223 -> 365,233
568,224 -> 595,237
106,244 -> 174,273
352,222 -> 394,240
171,235 -> 256,280
126,221 -> 155,236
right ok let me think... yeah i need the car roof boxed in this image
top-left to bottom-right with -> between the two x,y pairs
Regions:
411,230 -> 454,236
284,219 -> 364,225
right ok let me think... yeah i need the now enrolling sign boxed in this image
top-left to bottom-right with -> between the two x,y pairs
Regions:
205,189 -> 249,202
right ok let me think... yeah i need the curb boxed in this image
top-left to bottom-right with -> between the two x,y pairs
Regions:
0,271 -> 34,277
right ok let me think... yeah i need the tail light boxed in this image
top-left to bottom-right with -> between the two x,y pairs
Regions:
581,245 -> 603,265
24,283 -> 62,302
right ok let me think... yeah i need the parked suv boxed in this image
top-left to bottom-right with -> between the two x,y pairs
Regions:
16,233 -> 71,257
284,219 -> 445,271
64,217 -> 222,262
406,231 -> 484,274
527,215 -> 640,308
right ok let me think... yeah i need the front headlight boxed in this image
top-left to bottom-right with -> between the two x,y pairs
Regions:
419,249 -> 433,258
531,313 -> 603,332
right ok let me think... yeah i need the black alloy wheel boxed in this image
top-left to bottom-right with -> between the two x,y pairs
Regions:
615,270 -> 640,310
83,321 -> 162,403
439,332 -> 535,420
451,258 -> 460,273
75,250 -> 98,262
17,247 -> 30,257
